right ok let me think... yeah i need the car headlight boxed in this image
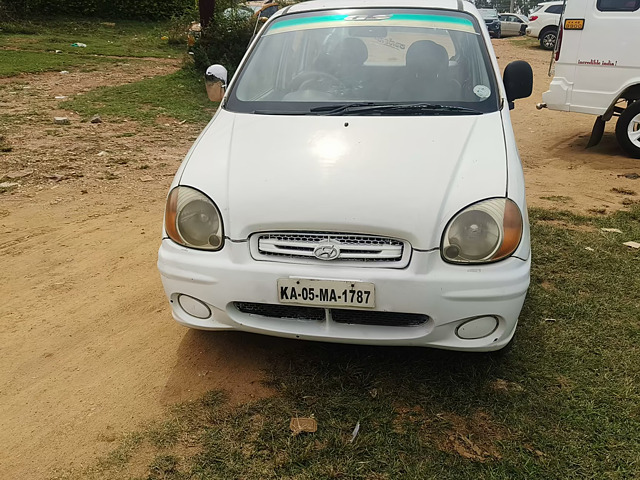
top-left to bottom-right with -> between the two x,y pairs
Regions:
164,186 -> 224,251
441,198 -> 523,264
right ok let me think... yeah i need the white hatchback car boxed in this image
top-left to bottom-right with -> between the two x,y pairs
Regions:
158,0 -> 533,351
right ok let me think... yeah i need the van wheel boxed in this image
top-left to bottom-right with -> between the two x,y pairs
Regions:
615,101 -> 640,159
539,29 -> 557,50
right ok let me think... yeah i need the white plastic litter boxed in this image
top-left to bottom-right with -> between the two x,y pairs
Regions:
350,422 -> 360,443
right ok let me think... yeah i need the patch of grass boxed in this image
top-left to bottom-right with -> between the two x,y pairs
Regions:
59,207 -> 640,479
507,35 -> 541,49
612,187 -> 636,196
0,49 -> 117,77
0,18 -> 186,58
540,195 -> 572,203
61,69 -> 215,124
148,455 -> 182,480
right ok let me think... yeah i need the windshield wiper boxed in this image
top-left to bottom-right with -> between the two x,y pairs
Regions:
253,110 -> 311,115
309,102 -> 379,114
255,103 -> 482,116
312,103 -> 483,116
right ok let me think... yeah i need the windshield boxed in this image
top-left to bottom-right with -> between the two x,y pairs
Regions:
226,8 -> 499,115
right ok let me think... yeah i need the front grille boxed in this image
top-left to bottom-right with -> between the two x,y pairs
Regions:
233,302 -> 428,327
331,309 -> 428,327
255,232 -> 405,264
235,302 -> 325,321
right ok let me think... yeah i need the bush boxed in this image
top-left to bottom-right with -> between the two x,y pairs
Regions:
0,0 -> 194,20
166,4 -> 199,45
191,2 -> 255,77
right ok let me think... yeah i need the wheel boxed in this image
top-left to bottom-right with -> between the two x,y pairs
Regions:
290,71 -> 344,92
539,28 -> 557,50
615,100 -> 640,158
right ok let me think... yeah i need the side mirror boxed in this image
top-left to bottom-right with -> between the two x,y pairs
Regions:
205,64 -> 228,103
503,60 -> 533,110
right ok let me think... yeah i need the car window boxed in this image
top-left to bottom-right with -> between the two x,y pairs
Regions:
479,9 -> 499,19
227,9 -> 500,114
545,5 -> 564,13
597,0 -> 640,11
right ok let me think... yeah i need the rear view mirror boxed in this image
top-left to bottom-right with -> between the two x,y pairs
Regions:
503,61 -> 533,109
205,64 -> 228,103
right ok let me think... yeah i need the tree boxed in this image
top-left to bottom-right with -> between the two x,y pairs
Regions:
199,0 -> 215,29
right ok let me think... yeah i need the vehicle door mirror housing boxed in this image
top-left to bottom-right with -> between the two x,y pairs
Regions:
503,60 -> 533,109
205,64 -> 228,103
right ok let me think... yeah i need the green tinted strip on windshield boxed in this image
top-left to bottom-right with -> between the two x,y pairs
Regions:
266,13 -> 476,35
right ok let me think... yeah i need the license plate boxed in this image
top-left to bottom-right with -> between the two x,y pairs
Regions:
277,278 -> 375,308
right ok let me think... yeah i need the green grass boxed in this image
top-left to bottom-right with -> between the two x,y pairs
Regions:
508,35 -> 541,49
59,207 -> 640,480
0,49 -> 118,76
0,18 -> 185,58
61,69 -> 216,124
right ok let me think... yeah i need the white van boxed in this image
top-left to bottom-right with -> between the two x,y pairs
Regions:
540,0 -> 640,157
158,0 -> 534,351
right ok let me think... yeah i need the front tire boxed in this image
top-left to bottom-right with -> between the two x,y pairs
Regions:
539,28 -> 557,50
615,101 -> 640,159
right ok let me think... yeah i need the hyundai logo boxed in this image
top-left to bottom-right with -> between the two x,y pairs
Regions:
313,243 -> 340,260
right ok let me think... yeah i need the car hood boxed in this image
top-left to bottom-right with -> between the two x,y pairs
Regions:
179,109 -> 507,250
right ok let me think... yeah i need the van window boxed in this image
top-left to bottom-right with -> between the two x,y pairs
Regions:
228,9 -> 499,115
597,0 -> 640,11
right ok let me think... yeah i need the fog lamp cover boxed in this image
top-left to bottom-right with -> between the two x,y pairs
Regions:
177,294 -> 212,319
456,316 -> 499,340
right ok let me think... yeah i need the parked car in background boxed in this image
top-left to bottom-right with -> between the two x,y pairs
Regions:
160,0 -> 534,352
526,1 -> 563,49
499,13 -> 528,36
223,1 -> 280,20
479,8 -> 502,37
540,0 -> 640,158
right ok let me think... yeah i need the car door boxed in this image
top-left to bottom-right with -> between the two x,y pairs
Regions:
500,15 -> 518,36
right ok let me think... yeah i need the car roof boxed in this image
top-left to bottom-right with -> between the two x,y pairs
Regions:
536,0 -> 563,5
287,0 -> 464,14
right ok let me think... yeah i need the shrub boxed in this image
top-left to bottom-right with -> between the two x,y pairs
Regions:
191,0 -> 255,77
0,0 -> 194,20
166,4 -> 199,45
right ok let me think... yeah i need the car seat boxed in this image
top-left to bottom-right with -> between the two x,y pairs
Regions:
388,40 -> 452,102
332,37 -> 368,88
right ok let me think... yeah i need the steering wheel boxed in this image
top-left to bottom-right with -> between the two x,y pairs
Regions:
291,71 -> 345,92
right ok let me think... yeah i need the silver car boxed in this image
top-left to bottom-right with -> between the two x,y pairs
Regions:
499,13 -> 528,37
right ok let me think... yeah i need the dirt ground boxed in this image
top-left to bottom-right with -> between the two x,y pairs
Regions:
0,39 -> 639,479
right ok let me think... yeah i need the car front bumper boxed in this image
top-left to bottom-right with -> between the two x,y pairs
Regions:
158,239 -> 530,352
485,22 -> 501,37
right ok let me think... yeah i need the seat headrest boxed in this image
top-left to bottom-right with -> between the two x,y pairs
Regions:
405,40 -> 449,77
335,37 -> 368,66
